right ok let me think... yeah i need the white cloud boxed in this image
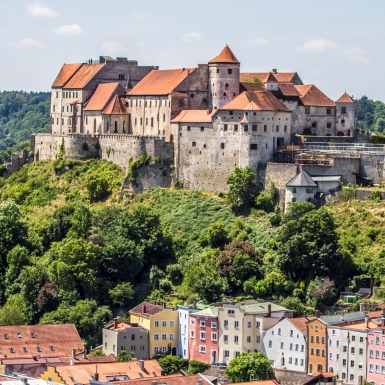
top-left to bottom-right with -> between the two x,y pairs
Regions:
298,38 -> 369,64
298,38 -> 338,52
182,32 -> 202,43
247,38 -> 268,46
54,24 -> 85,36
26,2 -> 58,17
9,38 -> 44,48
101,42 -> 128,55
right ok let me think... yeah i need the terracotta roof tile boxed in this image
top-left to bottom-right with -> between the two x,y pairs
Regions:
287,317 -> 314,332
266,73 -> 278,83
239,82 -> 266,92
54,360 -> 162,385
52,64 -> 82,88
63,64 -> 105,89
171,109 -> 215,123
115,374 -> 195,385
84,83 -> 119,111
241,72 -> 298,83
127,68 -> 195,96
277,83 -> 301,97
220,91 -> 291,112
208,45 -> 239,64
0,324 -> 84,360
336,92 -> 355,103
130,302 -> 167,316
295,84 -> 335,107
102,96 -> 129,115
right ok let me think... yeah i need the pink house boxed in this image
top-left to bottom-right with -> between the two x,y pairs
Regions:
188,307 -> 218,364
367,323 -> 385,385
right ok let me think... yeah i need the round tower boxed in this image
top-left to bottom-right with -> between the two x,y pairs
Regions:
208,45 -> 240,109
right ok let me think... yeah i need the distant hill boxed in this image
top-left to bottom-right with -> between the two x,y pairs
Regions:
0,91 -> 50,163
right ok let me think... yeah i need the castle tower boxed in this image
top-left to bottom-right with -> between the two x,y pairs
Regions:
208,45 -> 240,109
335,92 -> 356,137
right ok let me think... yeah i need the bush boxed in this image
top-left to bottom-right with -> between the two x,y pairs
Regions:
372,189 -> 382,202
173,179 -> 183,189
269,213 -> 281,226
188,360 -> 210,374
158,355 -> 188,374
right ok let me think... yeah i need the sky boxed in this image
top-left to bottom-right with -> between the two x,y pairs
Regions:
0,0 -> 384,101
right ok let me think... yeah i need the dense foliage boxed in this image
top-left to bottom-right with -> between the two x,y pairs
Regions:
356,96 -> 385,134
0,91 -> 50,163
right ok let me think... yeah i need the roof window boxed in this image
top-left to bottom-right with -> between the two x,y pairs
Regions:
50,346 -> 55,351
4,334 -> 8,339
17,333 -> 22,338
10,348 -> 15,353
31,333 -> 36,338
37,347 -> 41,352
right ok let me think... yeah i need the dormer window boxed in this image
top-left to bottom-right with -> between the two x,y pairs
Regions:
31,333 -> 36,338
4,334 -> 8,339
17,333 -> 22,338
37,347 -> 41,352
50,346 -> 55,351
10,348 -> 15,353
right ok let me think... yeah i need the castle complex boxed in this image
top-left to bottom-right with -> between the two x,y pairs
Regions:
31,46 -> 385,202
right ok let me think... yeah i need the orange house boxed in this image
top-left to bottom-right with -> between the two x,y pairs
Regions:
306,318 -> 327,374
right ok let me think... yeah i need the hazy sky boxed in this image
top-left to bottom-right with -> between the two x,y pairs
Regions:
0,1 -> 384,101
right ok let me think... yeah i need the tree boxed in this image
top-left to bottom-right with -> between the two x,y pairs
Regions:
187,360 -> 210,374
109,282 -> 134,307
307,277 -> 336,310
226,166 -> 256,209
0,294 -> 29,325
158,355 -> 188,374
280,296 -> 306,317
225,352 -> 273,383
282,202 -> 316,223
117,350 -> 134,362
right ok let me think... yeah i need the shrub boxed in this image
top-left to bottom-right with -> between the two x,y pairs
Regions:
188,360 -> 210,374
269,213 -> 281,226
173,180 -> 183,189
372,189 -> 381,202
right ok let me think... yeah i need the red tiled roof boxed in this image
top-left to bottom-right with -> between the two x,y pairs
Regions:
209,45 -> 239,64
1,357 -> 63,365
336,92 -> 355,103
64,64 -> 105,89
240,82 -> 266,92
84,83 -> 119,111
278,83 -> 301,97
127,68 -> 195,96
241,72 -> 298,83
102,96 -> 129,115
171,109 -> 215,123
220,91 -> 291,112
0,324 -> 84,360
130,302 -> 166,316
54,360 -> 162,385
52,64 -> 82,88
115,374 -> 190,385
266,73 -> 278,83
295,84 -> 335,107
287,317 -> 314,332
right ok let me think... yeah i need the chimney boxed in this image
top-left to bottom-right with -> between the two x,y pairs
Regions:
186,69 -> 190,76
341,313 -> 345,322
315,310 -> 321,318
303,311 -> 307,319
163,302 -> 166,309
138,360 -> 144,371
267,304 -> 271,317
365,314 -> 370,328
94,373 -> 99,382
72,349 -> 76,358
381,308 -> 385,316
272,68 -> 277,74
114,318 -> 118,329
161,370 -> 166,376
382,318 -> 385,328
153,300 -> 157,305
143,304 -> 147,314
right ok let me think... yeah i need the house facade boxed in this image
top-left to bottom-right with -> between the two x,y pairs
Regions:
366,325 -> 385,385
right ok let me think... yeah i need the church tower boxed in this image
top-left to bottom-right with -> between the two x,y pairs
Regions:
208,45 -> 240,109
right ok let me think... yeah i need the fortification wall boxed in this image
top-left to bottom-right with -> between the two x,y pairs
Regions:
273,368 -> 311,385
359,153 -> 385,183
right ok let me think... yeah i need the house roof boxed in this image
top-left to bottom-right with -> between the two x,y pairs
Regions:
277,83 -> 301,97
236,381 -> 279,385
102,96 -> 129,115
336,92 -> 355,103
342,321 -> 378,331
208,45 -> 239,64
192,307 -> 219,317
84,83 -> 120,111
265,73 -> 278,83
105,322 -> 136,332
127,68 -> 195,96
63,64 -> 105,89
311,176 -> 341,182
295,84 -> 335,107
287,317 -> 314,333
109,374 -> 209,385
53,360 -> 163,385
52,64 -> 83,87
0,324 -> 84,359
286,170 -> 317,187
320,311 -> 366,325
171,109 -> 215,123
220,91 -> 291,112
240,72 -> 298,83
239,82 -> 266,92
1,357 -> 63,365
239,302 -> 290,315
129,302 -> 167,317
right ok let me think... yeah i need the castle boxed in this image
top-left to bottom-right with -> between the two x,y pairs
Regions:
30,46 -> 385,201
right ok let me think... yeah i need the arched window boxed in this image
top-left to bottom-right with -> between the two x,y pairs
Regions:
170,134 -> 174,143
350,374 -> 354,381
342,373 -> 346,380
106,121 -> 109,132
317,364 -> 323,372
337,131 -> 345,136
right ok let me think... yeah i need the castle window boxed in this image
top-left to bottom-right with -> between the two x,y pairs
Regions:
135,118 -> 137,125
326,108 -> 331,115
228,69 -> 233,75
276,125 -> 279,132
229,111 -> 233,115
119,74 -> 125,80
86,116 -> 88,125
146,118 -> 148,125
264,125 -> 267,132
140,118 -> 142,125
284,125 -> 287,132
250,144 -> 258,150
224,124 -> 228,131
202,98 -> 207,104
223,93 -> 226,96
341,119 -> 345,124
234,125 -> 238,131
341,107 -> 346,114
327,123 -> 332,128
312,122 -> 317,128
233,93 -> 236,96
53,105 -> 55,112
225,83 -> 229,88
216,69 -> 219,74
192,142 -> 196,147
244,125 -> 248,131
149,101 -> 152,107
178,99 -> 183,107
201,127 -> 204,132
56,92 -> 58,98
203,144 -> 206,148
252,125 -> 257,131
114,121 -> 118,133
187,126 -> 191,131
151,118 -> 154,127
220,143 -> 225,149
163,114 -> 166,122
305,107 -> 310,114
76,92 -> 78,98
57,118 -> 59,125
190,93 -> 194,99
292,197 -> 296,202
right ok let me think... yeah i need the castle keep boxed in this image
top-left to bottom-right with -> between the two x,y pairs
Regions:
32,45 -> 382,198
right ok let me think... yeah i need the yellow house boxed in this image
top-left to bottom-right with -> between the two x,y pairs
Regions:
129,301 -> 179,357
